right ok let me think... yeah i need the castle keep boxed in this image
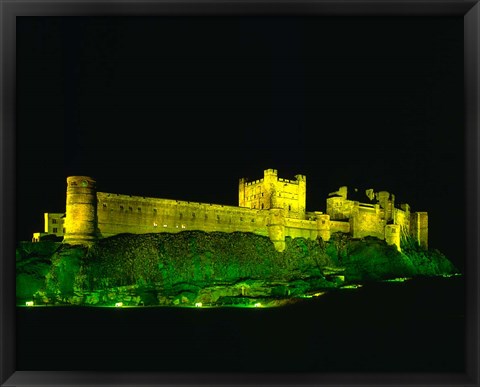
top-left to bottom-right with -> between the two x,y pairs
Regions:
34,169 -> 428,252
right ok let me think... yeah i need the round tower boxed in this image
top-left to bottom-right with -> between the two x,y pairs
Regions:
63,176 -> 98,246
385,224 -> 401,252
316,213 -> 331,242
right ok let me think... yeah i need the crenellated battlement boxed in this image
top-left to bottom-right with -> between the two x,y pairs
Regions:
34,170 -> 428,253
244,178 -> 264,187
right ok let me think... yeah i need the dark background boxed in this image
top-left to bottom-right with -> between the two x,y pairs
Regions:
16,16 -> 464,270
16,276 -> 465,372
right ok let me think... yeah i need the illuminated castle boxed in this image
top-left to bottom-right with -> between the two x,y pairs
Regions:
33,169 -> 428,252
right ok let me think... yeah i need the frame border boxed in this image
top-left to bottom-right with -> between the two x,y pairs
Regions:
2,1 -> 479,386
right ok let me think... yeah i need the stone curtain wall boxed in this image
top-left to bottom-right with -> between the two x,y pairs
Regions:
326,196 -> 356,220
97,191 -> 334,253
97,192 -> 269,238
60,175 -> 426,253
330,220 -> 350,234
350,207 -> 385,240
284,218 -> 319,240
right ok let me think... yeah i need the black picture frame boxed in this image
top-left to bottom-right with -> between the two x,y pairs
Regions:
2,1 -> 479,386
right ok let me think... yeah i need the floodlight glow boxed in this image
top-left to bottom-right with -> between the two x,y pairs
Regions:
26,301 -> 34,307
385,277 -> 410,282
195,302 -> 202,307
115,302 -> 123,307
254,303 -> 262,307
341,284 -> 362,289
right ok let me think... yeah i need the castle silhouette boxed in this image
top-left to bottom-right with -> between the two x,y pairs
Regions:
33,169 -> 428,252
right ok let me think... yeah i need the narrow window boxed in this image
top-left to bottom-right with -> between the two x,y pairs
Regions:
240,217 -> 243,222
102,203 -> 107,209
261,203 -> 264,209
129,206 -> 133,212
120,205 -> 124,210
52,219 -> 57,224
153,208 -> 157,213
179,213 -> 183,219
53,227 -> 58,233
63,228 -> 66,233
192,213 -> 195,218
289,205 -> 291,211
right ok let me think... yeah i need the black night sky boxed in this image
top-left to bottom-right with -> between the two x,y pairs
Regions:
16,16 -> 464,269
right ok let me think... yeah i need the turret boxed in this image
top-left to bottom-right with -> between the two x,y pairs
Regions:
316,213 -> 331,241
63,176 -> 98,246
295,174 -> 307,219
238,177 -> 246,207
385,224 -> 401,251
263,169 -> 278,209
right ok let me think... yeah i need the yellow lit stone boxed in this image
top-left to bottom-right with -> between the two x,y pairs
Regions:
39,170 -> 428,253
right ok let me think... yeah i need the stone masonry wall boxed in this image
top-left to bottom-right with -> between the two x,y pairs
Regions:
58,176 -> 428,252
410,212 -> 428,249
350,207 -> 385,240
97,192 -> 269,238
330,220 -> 350,234
239,169 -> 306,219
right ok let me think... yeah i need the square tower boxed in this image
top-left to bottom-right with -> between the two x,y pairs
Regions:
238,169 -> 306,219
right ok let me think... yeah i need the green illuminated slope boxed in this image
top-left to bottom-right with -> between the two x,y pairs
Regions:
16,231 -> 459,307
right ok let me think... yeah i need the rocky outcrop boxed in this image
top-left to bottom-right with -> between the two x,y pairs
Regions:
16,231 -> 459,307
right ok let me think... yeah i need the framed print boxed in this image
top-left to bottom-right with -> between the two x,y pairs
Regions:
1,1 -> 479,386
